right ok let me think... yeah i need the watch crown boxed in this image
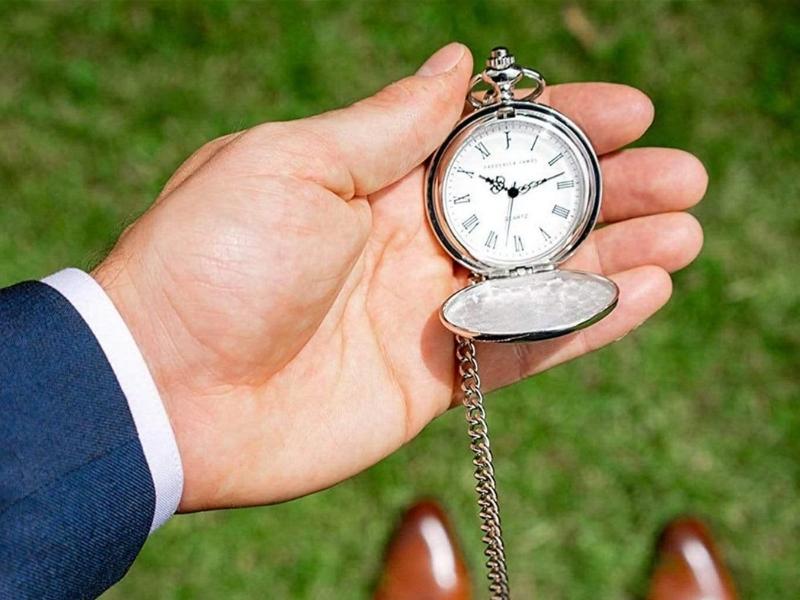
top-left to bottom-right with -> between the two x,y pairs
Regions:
487,47 -> 515,70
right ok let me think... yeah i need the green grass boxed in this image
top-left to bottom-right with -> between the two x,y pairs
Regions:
1,1 -> 799,598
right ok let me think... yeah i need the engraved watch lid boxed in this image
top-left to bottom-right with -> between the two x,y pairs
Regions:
440,269 -> 618,342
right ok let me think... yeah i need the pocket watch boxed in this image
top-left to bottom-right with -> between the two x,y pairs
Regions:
425,47 -> 618,598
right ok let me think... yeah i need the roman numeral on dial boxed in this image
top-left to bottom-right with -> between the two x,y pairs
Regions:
548,152 -> 563,166
456,167 -> 474,178
484,230 -> 498,249
462,214 -> 479,233
552,205 -> 570,219
452,194 -> 470,204
557,180 -> 575,189
530,134 -> 539,151
513,235 -> 525,252
475,142 -> 491,159
539,227 -> 552,241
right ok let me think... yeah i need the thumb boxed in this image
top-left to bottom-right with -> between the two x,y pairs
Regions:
260,43 -> 473,199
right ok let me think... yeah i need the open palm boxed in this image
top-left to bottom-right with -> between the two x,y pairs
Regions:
94,44 -> 706,511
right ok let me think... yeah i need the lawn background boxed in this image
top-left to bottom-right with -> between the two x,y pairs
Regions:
1,1 -> 798,598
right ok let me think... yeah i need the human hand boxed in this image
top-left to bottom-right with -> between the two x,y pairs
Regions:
93,43 -> 706,512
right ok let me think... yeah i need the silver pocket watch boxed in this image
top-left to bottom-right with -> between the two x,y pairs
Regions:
425,47 -> 618,598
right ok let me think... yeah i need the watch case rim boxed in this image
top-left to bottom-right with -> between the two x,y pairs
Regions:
425,101 -> 603,277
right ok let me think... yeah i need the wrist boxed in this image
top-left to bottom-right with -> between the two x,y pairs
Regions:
92,255 -> 173,405
92,255 -> 191,505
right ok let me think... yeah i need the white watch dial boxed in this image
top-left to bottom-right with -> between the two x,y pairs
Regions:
442,117 -> 591,267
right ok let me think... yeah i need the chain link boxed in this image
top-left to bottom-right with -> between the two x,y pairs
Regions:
456,335 -> 510,599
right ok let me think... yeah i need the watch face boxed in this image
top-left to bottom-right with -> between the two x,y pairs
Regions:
428,104 -> 601,273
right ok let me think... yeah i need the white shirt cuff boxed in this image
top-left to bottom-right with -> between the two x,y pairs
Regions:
41,268 -> 184,533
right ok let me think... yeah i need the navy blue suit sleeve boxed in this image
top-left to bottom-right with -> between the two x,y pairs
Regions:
0,281 -> 155,599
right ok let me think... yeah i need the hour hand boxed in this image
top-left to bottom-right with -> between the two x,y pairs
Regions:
479,174 -> 508,194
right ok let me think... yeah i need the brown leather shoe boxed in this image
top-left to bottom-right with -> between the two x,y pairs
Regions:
647,517 -> 738,600
374,500 -> 472,600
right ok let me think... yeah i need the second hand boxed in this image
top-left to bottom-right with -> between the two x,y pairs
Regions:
504,182 -> 519,246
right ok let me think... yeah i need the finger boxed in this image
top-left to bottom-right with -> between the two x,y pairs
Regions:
241,43 -> 474,199
563,212 -> 704,275
541,83 -> 654,154
467,83 -> 654,155
600,148 -> 708,223
479,265 -> 672,393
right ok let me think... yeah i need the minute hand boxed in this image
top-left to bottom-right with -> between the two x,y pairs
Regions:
519,171 -> 565,194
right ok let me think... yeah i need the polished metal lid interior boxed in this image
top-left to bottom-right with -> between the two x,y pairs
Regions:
440,269 -> 619,342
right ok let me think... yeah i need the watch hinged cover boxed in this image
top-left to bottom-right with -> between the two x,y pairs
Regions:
440,268 -> 619,343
